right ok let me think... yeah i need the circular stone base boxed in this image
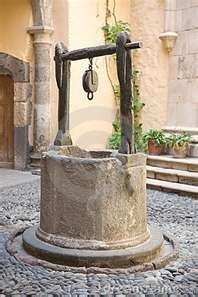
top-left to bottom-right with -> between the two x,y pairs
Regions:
16,225 -> 176,269
7,226 -> 178,273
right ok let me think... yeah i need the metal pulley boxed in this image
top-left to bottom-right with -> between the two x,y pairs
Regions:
82,58 -> 98,100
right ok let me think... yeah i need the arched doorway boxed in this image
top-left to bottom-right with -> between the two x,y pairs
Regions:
0,75 -> 14,168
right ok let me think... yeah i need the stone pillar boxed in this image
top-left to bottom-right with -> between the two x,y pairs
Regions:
159,0 -> 178,54
14,83 -> 32,169
28,0 -> 53,152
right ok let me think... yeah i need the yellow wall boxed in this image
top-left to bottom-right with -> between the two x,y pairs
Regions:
130,0 -> 168,131
0,0 -> 33,62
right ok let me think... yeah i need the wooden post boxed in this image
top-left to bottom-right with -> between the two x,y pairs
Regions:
116,32 -> 134,154
54,43 -> 72,145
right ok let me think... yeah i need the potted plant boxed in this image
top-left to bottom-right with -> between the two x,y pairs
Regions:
143,129 -> 166,155
167,133 -> 192,158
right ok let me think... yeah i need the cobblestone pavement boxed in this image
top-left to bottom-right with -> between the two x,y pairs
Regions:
0,178 -> 197,296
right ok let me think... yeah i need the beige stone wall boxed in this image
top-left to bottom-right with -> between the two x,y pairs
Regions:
166,0 -> 198,131
130,0 -> 169,131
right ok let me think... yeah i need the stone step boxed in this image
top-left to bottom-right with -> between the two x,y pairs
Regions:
147,166 -> 198,186
31,168 -> 41,176
147,155 -> 198,172
147,178 -> 198,198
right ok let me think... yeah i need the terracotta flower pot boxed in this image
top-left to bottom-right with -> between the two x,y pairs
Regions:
148,140 -> 163,155
172,144 -> 188,158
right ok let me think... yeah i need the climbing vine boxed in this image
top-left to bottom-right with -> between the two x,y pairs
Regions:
102,0 -> 145,152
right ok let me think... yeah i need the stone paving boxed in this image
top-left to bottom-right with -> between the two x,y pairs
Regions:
0,173 -> 197,296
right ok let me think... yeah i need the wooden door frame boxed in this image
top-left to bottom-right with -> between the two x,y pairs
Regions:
0,53 -> 31,170
0,75 -> 14,168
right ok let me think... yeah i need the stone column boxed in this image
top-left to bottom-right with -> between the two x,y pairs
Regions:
28,0 -> 53,152
159,0 -> 178,54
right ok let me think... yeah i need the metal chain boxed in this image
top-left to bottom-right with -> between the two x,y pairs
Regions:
88,58 -> 94,100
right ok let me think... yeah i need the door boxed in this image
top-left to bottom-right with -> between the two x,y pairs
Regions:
0,75 -> 14,167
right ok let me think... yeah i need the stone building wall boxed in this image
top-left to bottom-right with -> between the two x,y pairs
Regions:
165,0 -> 198,133
130,0 -> 169,131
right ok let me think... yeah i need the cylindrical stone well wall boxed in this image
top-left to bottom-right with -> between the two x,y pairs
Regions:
22,145 -> 170,268
37,146 -> 150,250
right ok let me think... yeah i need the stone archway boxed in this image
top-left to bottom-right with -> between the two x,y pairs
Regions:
0,53 -> 32,169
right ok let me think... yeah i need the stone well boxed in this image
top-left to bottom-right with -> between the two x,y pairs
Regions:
22,146 -> 171,268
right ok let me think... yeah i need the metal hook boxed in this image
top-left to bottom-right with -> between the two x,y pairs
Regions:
87,92 -> 94,100
88,58 -> 93,70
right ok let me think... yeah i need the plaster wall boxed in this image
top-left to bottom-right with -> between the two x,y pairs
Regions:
166,0 -> 198,131
0,0 -> 33,63
130,0 -> 169,131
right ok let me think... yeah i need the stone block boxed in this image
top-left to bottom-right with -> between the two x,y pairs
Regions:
168,79 -> 191,102
190,79 -> 198,103
0,53 -> 30,82
179,176 -> 198,186
182,7 -> 198,31
172,31 -> 188,56
191,0 -> 198,7
14,101 -> 32,127
14,126 -> 28,170
177,56 -> 193,79
177,0 -> 191,10
147,171 -> 155,179
175,10 -> 182,32
188,164 -> 198,172
188,29 -> 198,54
192,59 -> 198,79
156,172 -> 178,183
147,159 -> 170,169
14,82 -> 32,102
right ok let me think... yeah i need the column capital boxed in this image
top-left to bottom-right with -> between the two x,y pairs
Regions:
27,26 -> 54,45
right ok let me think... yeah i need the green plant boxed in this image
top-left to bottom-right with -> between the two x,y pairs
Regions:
143,129 -> 166,146
102,20 -> 131,43
107,129 -> 121,149
132,68 -> 145,152
167,133 -> 192,148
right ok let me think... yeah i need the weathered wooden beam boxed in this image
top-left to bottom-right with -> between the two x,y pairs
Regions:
117,32 -> 134,154
62,41 -> 142,61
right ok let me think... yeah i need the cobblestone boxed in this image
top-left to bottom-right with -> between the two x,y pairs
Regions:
0,183 -> 197,295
